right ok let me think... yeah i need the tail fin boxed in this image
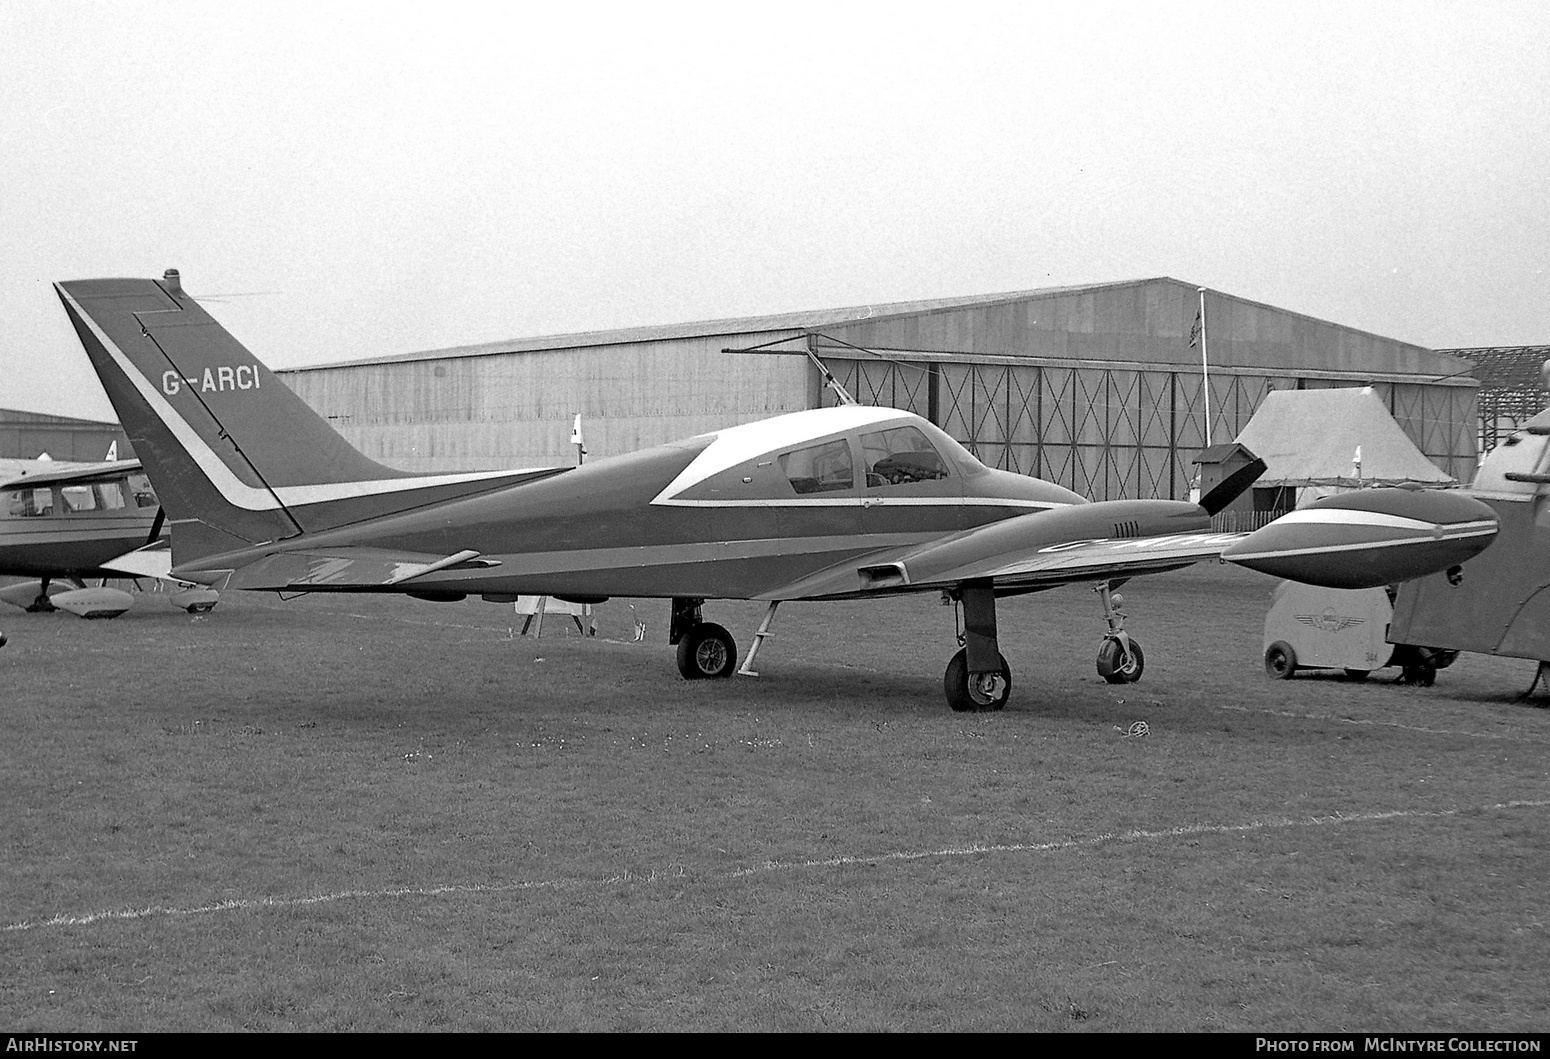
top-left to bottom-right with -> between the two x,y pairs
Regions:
56,273 -> 557,561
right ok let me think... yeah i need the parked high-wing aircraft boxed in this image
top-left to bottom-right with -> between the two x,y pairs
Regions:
53,273 -> 1500,709
0,457 -> 201,616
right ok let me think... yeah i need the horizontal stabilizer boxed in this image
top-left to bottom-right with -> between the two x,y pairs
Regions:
100,541 -> 175,581
225,547 -> 495,591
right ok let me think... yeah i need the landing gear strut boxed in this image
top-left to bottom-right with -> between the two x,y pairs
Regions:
670,596 -> 736,680
942,580 -> 1012,712
26,577 -> 55,613
1095,580 -> 1144,684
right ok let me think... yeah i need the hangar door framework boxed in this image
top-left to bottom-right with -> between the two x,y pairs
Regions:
817,352 -> 1476,502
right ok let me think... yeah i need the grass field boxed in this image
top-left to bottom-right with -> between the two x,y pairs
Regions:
2,563 -> 1548,1032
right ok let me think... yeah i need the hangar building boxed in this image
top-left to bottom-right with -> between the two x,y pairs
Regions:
277,278 -> 1479,502
0,409 -> 133,463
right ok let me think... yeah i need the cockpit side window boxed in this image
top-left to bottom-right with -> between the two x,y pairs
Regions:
860,426 -> 951,488
4,487 -> 53,517
62,485 -> 97,512
96,481 -> 127,510
780,439 -> 855,494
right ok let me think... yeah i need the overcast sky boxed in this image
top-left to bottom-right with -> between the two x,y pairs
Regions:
3,0 -> 1547,422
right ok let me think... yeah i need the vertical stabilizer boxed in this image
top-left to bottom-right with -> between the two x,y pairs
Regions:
56,274 -> 558,558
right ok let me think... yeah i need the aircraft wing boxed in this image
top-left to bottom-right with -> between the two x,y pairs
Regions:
852,530 -> 1247,593
767,512 -> 1245,601
0,459 -> 143,488
767,486 -> 1501,601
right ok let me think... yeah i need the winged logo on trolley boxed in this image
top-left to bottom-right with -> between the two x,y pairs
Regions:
1294,611 -> 1367,633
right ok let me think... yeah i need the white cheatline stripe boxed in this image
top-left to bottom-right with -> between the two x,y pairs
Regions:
1225,531 -> 1497,562
8,798 -> 1547,933
1269,508 -> 1483,532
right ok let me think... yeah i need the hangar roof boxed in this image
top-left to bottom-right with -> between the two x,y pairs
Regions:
294,276 -> 1470,381
1441,346 -> 1550,390
301,279 -> 1144,369
0,408 -> 121,428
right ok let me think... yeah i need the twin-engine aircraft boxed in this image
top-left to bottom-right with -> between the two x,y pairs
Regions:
53,273 -> 1498,709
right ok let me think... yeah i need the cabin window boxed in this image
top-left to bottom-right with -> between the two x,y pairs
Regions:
4,487 -> 53,517
859,426 -> 950,487
96,482 -> 126,510
127,474 -> 158,508
780,439 -> 854,494
62,485 -> 97,512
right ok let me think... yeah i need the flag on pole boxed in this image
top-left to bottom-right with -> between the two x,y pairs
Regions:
1188,309 -> 1203,349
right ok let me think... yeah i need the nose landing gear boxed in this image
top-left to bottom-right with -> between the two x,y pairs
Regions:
1095,581 -> 1144,684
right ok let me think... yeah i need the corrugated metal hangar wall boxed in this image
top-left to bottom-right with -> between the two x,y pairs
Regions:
278,277 -> 1478,501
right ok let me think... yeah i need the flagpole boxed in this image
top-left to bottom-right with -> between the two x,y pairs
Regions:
1198,287 -> 1211,448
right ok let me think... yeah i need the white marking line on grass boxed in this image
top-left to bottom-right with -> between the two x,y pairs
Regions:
8,798 -> 1548,934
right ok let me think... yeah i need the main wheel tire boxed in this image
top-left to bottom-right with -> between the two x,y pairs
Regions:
1265,641 -> 1297,680
943,648 -> 1012,712
1096,637 -> 1145,684
675,622 -> 737,680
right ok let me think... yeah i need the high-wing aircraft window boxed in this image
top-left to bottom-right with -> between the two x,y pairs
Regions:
127,474 -> 158,508
62,485 -> 97,512
4,487 -> 52,517
780,439 -> 855,494
860,426 -> 950,487
96,482 -> 127,510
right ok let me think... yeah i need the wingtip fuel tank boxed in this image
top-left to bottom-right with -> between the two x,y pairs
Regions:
1221,488 -> 1499,590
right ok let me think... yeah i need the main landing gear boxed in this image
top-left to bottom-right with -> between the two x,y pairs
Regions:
670,597 -> 737,680
939,578 -> 1146,711
942,580 -> 1012,712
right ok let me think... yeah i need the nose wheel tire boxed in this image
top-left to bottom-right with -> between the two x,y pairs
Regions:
1096,637 -> 1145,684
676,622 -> 737,680
944,648 -> 1012,712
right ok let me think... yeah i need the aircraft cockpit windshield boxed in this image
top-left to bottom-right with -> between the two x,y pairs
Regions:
781,439 -> 854,494
860,425 -> 950,487
778,423 -> 970,497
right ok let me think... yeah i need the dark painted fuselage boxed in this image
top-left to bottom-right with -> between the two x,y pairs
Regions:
177,407 -> 1090,601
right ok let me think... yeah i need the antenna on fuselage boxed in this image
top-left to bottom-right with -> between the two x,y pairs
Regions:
803,342 -> 856,406
718,332 -> 857,406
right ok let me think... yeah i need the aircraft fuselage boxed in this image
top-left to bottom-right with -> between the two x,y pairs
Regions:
175,406 -> 1094,601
